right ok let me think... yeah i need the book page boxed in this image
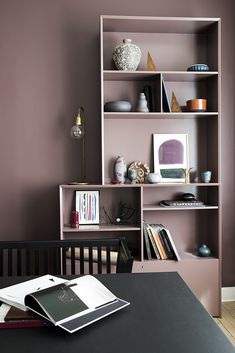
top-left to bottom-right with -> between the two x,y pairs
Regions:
67,275 -> 117,309
0,275 -> 66,311
25,283 -> 89,324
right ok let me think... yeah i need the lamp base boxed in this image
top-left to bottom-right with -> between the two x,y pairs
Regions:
68,181 -> 88,185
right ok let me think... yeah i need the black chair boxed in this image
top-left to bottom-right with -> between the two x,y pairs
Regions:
0,238 -> 133,276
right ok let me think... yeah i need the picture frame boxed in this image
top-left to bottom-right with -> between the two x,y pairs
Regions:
153,133 -> 189,183
75,191 -> 100,224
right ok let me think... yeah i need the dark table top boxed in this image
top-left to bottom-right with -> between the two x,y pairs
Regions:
0,272 -> 234,353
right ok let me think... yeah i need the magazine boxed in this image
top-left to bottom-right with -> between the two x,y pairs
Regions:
0,274 -> 129,333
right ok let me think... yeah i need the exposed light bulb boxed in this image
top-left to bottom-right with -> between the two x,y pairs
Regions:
70,110 -> 85,139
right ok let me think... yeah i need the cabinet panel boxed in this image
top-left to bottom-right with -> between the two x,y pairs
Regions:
133,258 -> 220,316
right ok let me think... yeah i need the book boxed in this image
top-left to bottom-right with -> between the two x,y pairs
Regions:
0,274 -> 129,333
143,223 -> 152,260
153,224 -> 175,260
160,200 -> 205,207
149,225 -> 168,260
162,77 -> 171,112
159,224 -> 181,261
0,303 -> 51,329
145,223 -> 161,259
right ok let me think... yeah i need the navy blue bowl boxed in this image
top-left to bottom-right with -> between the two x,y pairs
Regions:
187,64 -> 209,71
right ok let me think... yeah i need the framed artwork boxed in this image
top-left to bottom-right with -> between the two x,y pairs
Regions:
75,191 -> 100,224
153,133 -> 189,182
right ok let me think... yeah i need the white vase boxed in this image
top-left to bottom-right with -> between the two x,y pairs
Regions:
113,39 -> 141,71
136,93 -> 149,112
114,156 -> 126,183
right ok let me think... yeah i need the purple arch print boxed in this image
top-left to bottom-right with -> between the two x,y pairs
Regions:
159,139 -> 184,164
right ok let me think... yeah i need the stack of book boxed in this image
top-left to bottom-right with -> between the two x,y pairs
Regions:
143,223 -> 180,261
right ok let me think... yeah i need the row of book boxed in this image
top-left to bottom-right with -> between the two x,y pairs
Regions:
143,223 -> 181,261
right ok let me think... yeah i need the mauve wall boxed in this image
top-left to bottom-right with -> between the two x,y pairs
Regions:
0,0 -> 234,286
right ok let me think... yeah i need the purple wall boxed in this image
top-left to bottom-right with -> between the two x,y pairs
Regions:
0,0 -> 234,286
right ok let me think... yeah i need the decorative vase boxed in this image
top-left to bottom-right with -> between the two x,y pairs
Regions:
201,171 -> 212,183
146,173 -> 162,184
114,155 -> 127,184
128,169 -> 138,184
136,93 -> 149,112
198,244 -> 211,257
113,39 -> 141,71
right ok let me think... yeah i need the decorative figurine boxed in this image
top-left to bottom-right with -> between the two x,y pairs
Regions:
114,155 -> 127,184
136,92 -> 149,112
128,169 -> 138,184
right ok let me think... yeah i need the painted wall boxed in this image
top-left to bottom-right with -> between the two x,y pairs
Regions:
0,0 -> 234,286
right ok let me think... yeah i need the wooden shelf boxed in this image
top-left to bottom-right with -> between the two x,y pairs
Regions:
103,70 -> 218,81
63,224 -> 141,232
104,112 -> 219,119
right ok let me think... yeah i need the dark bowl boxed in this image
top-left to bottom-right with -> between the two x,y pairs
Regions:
104,100 -> 132,112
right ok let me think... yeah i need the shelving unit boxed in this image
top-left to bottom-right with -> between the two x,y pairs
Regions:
59,16 -> 221,316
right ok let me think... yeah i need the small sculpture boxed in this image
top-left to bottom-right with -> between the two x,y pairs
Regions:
171,91 -> 182,112
182,168 -> 193,184
114,155 -> 127,184
136,93 -> 149,112
146,52 -> 157,71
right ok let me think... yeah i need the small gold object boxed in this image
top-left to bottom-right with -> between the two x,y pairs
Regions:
147,52 -> 157,71
171,91 -> 182,112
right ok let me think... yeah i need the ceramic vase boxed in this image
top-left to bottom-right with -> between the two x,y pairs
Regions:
146,173 -> 162,184
136,93 -> 149,112
113,39 -> 141,71
198,244 -> 211,257
114,155 -> 126,184
201,171 -> 212,183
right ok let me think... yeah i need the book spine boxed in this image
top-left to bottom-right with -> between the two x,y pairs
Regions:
145,224 -> 161,259
143,223 -> 152,260
149,225 -> 167,260
160,225 -> 181,261
0,319 -> 51,329
156,225 -> 175,260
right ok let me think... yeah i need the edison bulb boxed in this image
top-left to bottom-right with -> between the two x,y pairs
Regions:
70,124 -> 84,139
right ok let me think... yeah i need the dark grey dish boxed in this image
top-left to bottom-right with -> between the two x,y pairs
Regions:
104,100 -> 132,112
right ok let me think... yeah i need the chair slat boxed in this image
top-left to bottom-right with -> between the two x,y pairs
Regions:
8,249 -> 13,276
97,246 -> 102,274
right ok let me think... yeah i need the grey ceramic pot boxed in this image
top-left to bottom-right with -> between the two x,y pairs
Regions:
104,101 -> 132,112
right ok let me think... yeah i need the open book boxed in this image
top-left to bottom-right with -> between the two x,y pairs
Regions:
0,275 -> 129,333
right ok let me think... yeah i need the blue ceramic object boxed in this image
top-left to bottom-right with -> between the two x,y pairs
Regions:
198,244 -> 211,257
104,100 -> 132,112
187,64 -> 209,71
146,173 -> 162,184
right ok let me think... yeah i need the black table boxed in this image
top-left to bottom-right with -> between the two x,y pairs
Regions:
0,272 -> 234,353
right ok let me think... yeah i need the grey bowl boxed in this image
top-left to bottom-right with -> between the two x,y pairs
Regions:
104,100 -> 132,112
